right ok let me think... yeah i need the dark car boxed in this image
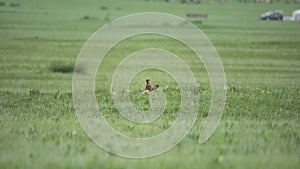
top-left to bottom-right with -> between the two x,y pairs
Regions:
260,11 -> 283,20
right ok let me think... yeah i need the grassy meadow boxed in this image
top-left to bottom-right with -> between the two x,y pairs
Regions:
0,0 -> 300,169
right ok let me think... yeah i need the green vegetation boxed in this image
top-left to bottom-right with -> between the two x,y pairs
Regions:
0,0 -> 299,169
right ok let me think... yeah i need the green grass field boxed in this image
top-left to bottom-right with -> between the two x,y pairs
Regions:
1,0 -> 300,168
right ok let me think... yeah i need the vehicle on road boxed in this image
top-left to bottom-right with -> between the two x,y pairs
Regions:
260,10 -> 283,20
